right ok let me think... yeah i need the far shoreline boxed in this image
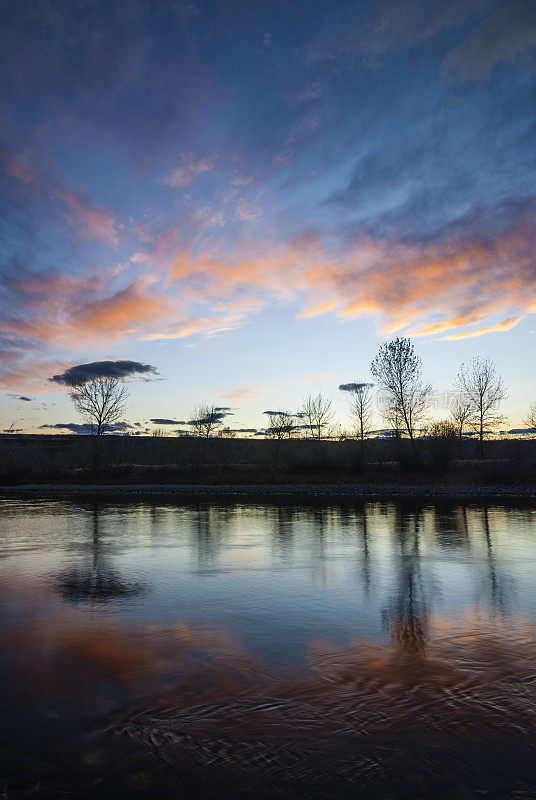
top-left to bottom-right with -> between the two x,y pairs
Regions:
1,482 -> 536,503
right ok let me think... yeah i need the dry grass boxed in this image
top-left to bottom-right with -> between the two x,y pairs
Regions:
0,434 -> 535,486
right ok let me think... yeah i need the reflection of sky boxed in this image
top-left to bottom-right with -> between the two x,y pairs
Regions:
1,501 -> 536,666
3,497 -> 536,800
1,1 -> 536,431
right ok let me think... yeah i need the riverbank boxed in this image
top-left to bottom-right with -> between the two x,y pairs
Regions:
2,435 -> 536,489
2,482 -> 536,501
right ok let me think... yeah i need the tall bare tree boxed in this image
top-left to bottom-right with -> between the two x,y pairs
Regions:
264,410 -> 295,439
299,393 -> 334,439
339,382 -> 374,441
455,357 -> 506,442
371,337 -> 431,441
450,395 -> 473,439
188,404 -> 227,438
524,401 -> 536,436
69,376 -> 128,436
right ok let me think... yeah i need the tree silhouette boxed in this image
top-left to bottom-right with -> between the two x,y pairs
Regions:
371,337 -> 430,442
339,383 -> 374,441
188,404 -> 228,437
456,357 -> 506,442
450,394 -> 473,438
299,393 -> 334,439
264,410 -> 296,438
69,376 -> 128,436
524,401 -> 536,436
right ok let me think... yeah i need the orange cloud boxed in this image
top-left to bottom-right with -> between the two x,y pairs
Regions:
0,273 -> 173,391
148,219 -> 535,346
76,280 -> 171,338
441,315 -> 523,341
0,357 -> 73,392
411,315 -> 485,337
2,206 -> 535,392
222,384 -> 268,401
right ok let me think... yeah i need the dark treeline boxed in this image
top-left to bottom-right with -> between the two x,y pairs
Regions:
3,337 -> 535,486
2,432 -> 536,486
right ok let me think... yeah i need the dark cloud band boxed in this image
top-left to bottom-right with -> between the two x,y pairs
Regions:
50,361 -> 157,386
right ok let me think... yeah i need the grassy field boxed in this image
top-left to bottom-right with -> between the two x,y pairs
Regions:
1,434 -> 535,486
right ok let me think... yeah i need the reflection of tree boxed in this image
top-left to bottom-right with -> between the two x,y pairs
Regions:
434,505 -> 472,550
269,505 -> 297,561
55,505 -> 145,603
190,504 -> 227,567
337,504 -> 372,596
383,508 -> 431,656
479,505 -> 512,612
358,506 -> 371,596
310,507 -> 329,584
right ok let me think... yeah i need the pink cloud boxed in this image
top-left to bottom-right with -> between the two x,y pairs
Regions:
131,252 -> 151,263
54,186 -> 118,246
231,174 -> 254,186
1,204 -> 535,391
4,150 -> 118,246
222,384 -> 268,402
0,357 -> 73,392
0,272 -> 170,353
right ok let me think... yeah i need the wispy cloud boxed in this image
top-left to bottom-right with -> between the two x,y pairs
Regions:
306,0 -> 490,68
1,0 -> 534,406
222,384 -> 268,402
163,153 -> 219,188
442,1 -> 536,84
3,149 -> 118,246
2,205 -> 534,391
441,316 -> 523,341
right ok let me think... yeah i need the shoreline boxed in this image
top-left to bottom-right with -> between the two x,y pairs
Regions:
1,482 -> 536,502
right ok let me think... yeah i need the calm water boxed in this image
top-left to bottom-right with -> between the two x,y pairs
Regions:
2,498 -> 536,799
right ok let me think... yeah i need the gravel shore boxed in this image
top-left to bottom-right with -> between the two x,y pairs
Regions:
1,483 -> 536,501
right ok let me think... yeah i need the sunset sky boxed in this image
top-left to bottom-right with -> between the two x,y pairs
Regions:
1,0 -> 535,434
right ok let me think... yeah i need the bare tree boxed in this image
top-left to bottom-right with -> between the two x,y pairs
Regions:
264,410 -> 295,439
383,406 -> 405,439
371,337 -> 431,442
299,393 -> 334,439
4,419 -> 21,434
339,383 -> 374,441
188,404 -> 228,438
455,357 -> 506,442
524,401 -> 536,437
450,395 -> 473,439
69,376 -> 128,436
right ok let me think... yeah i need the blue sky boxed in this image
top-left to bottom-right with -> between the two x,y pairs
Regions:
0,0 -> 535,434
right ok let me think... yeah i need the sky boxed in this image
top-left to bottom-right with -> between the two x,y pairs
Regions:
0,0 -> 535,435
